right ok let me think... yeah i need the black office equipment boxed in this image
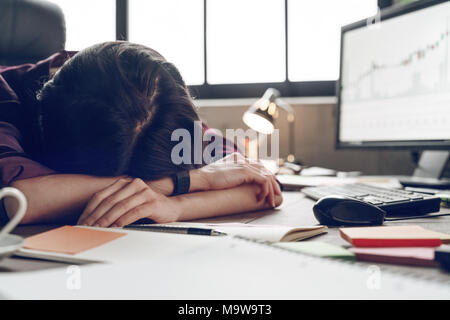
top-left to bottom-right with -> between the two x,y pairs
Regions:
337,0 -> 450,188
313,195 -> 386,226
303,183 -> 442,216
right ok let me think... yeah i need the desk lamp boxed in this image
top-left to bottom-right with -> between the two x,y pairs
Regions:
242,88 -> 296,163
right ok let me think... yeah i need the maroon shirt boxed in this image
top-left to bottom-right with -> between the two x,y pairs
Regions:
0,51 -> 236,223
0,51 -> 74,188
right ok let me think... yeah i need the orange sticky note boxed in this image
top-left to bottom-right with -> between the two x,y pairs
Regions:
24,225 -> 126,255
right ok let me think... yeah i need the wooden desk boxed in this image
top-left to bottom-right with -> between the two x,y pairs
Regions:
1,191 -> 450,282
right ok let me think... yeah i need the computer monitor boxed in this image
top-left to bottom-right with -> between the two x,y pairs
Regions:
337,0 -> 450,188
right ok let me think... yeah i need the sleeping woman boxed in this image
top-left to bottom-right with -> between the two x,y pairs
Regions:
0,41 -> 282,227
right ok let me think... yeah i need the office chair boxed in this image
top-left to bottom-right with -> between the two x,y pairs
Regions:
0,0 -> 65,66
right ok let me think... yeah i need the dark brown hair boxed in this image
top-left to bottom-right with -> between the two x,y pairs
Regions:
36,41 -> 201,179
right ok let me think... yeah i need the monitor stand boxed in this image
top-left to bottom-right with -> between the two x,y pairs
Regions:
399,151 -> 450,189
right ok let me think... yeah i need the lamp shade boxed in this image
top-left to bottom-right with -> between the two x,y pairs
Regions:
243,88 -> 281,134
243,109 -> 275,134
242,88 -> 296,163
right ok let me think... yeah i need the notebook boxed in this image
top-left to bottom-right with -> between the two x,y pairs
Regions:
16,225 -> 226,264
349,247 -> 439,267
157,222 -> 328,242
3,234 -> 450,299
339,225 -> 450,247
16,222 -> 327,264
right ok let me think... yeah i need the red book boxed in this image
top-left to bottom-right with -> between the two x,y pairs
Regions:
339,226 -> 448,247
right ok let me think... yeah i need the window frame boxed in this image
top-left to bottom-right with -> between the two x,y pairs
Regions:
116,0 -> 389,99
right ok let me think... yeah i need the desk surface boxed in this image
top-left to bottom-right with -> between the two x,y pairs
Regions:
1,190 -> 450,283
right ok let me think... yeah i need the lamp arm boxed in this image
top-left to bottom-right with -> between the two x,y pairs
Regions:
288,117 -> 296,162
275,98 -> 294,115
262,88 -> 281,102
275,98 -> 296,163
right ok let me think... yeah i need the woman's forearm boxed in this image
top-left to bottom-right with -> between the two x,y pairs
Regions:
6,171 -> 209,224
6,162 -> 279,225
173,184 -> 283,222
7,174 -> 177,224
8,174 -> 122,224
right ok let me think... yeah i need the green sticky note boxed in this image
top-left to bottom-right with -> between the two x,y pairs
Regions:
272,241 -> 356,261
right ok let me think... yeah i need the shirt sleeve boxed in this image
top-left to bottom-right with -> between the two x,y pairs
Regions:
202,123 -> 240,158
0,121 -> 56,188
0,51 -> 75,188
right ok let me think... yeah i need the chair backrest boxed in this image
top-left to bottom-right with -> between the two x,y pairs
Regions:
0,0 -> 65,66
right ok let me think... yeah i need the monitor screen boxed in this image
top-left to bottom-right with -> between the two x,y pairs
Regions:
338,0 -> 450,149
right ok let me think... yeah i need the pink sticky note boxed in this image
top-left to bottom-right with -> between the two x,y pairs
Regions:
339,225 -> 446,247
349,247 -> 438,267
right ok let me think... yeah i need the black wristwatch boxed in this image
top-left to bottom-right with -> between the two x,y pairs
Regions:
171,170 -> 191,196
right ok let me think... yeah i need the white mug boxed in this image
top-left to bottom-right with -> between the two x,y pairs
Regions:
0,187 -> 27,241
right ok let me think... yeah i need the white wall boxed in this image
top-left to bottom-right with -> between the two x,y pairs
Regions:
196,99 -> 415,175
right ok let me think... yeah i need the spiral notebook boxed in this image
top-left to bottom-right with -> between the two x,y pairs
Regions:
16,223 -> 327,264
16,226 -> 223,264
4,232 -> 450,299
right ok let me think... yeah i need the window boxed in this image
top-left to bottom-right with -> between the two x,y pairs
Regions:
47,0 -> 116,51
128,0 -> 204,85
51,0 -> 380,97
207,0 -> 285,84
288,0 -> 378,81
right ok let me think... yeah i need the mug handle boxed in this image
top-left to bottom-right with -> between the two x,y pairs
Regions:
0,187 -> 27,240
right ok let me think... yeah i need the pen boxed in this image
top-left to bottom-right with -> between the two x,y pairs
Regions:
123,224 -> 227,236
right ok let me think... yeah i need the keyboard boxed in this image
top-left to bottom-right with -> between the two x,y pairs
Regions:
302,183 -> 442,216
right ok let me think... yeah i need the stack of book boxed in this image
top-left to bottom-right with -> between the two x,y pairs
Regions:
339,225 -> 450,268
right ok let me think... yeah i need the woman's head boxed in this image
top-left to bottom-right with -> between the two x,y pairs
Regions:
36,41 -> 200,179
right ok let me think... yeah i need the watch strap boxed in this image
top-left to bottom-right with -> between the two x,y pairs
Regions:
172,170 -> 191,196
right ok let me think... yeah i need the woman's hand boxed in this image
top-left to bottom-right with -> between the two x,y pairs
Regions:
77,178 -> 181,227
195,153 -> 282,207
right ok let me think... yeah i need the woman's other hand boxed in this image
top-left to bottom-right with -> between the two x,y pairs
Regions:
194,153 -> 282,207
77,178 -> 180,227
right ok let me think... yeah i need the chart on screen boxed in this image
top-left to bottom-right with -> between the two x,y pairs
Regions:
340,2 -> 450,142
